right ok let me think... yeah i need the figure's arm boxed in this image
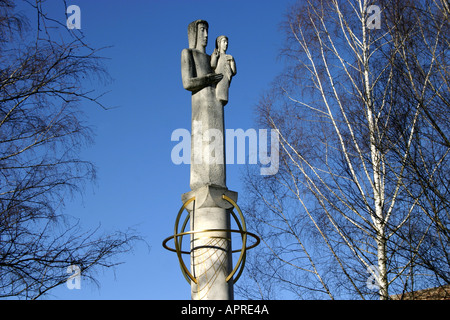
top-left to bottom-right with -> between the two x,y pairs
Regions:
181,49 -> 223,92
227,55 -> 237,76
210,49 -> 219,70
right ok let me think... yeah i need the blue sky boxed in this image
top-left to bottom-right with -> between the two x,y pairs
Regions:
26,0 -> 294,300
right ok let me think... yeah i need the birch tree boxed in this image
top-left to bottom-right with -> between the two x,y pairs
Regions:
381,0 -> 450,292
239,0 -> 449,300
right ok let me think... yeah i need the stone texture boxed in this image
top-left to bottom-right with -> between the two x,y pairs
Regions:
180,19 -> 237,300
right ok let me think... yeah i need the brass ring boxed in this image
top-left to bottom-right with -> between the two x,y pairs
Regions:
162,195 -> 260,285
162,228 -> 260,254
222,195 -> 249,283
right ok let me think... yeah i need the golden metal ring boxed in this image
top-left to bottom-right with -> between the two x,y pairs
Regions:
162,228 -> 260,254
162,195 -> 260,285
174,196 -> 196,283
222,195 -> 258,283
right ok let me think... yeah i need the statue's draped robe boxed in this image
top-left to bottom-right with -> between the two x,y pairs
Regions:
214,54 -> 233,105
181,48 -> 226,191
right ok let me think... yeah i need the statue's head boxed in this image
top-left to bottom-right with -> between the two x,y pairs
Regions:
188,19 -> 209,49
215,35 -> 228,53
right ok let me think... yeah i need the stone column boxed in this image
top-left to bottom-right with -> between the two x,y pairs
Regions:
180,19 -> 238,300
182,186 -> 237,300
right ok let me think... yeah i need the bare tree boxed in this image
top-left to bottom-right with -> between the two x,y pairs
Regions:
0,0 -> 140,299
380,0 -> 450,293
239,0 -> 449,300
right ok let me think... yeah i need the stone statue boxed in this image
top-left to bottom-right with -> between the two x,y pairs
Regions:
211,35 -> 237,107
181,20 -> 226,191
179,19 -> 238,300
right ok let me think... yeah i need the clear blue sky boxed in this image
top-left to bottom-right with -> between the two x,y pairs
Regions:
28,0 -> 294,300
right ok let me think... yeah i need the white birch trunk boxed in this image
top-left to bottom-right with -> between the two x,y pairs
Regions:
361,1 -> 389,299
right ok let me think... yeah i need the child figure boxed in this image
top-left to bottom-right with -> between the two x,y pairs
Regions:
211,35 -> 237,107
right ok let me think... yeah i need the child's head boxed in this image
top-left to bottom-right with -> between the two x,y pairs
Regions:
215,35 -> 228,53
